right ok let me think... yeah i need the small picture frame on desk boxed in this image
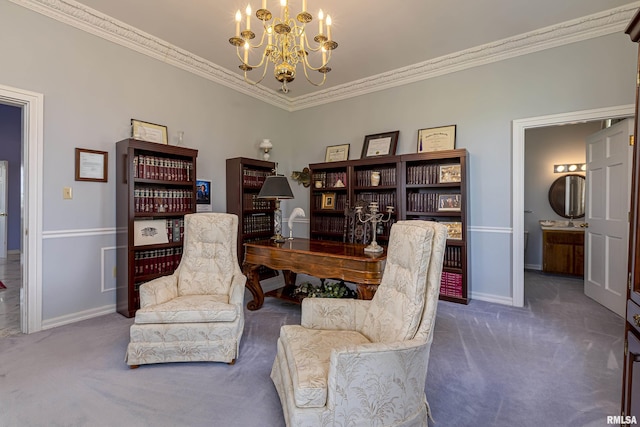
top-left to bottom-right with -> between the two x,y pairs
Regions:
75,148 -> 108,182
361,131 -> 399,158
131,119 -> 168,145
418,125 -> 456,153
438,164 -> 461,183
437,194 -> 461,211
321,192 -> 336,209
325,144 -> 350,162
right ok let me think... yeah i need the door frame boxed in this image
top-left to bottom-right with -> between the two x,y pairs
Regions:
0,84 -> 44,333
512,105 -> 634,308
0,160 -> 8,258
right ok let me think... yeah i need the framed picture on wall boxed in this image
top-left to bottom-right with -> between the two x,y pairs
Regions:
361,131 -> 399,158
196,179 -> 212,212
417,125 -> 456,153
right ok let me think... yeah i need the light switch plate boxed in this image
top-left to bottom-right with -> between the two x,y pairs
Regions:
63,187 -> 72,199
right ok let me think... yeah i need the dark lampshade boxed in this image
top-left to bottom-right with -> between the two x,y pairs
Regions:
258,175 -> 294,199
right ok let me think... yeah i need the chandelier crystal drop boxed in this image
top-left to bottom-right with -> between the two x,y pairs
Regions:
229,0 -> 338,93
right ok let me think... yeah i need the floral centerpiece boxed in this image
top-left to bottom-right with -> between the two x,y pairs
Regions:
294,280 -> 357,299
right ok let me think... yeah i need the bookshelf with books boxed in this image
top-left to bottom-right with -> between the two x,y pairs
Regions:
116,139 -> 198,318
308,160 -> 350,242
401,149 -> 469,304
225,157 -> 276,268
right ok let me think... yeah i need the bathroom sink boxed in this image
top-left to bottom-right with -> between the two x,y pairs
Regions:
539,220 -> 585,231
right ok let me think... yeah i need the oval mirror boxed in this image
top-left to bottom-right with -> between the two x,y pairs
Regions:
548,174 -> 585,218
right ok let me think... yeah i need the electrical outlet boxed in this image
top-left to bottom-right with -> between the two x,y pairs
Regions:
63,187 -> 73,199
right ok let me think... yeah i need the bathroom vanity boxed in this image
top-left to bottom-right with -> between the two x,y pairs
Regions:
541,227 -> 584,277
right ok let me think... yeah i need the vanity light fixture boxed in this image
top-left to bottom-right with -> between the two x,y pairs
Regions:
554,163 -> 586,173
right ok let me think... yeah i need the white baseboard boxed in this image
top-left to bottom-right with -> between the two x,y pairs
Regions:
42,304 -> 116,330
525,264 -> 542,271
470,291 -> 514,306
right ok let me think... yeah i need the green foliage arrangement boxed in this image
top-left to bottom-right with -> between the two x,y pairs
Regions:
294,280 -> 357,299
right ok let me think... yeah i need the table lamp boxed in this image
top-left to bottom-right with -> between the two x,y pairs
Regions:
258,175 -> 294,242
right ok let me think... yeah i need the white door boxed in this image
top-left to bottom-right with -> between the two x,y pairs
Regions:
584,119 -> 633,317
0,161 -> 7,258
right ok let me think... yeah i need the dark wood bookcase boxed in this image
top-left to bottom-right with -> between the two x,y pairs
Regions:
115,139 -> 198,318
225,157 -> 276,268
309,149 -> 469,304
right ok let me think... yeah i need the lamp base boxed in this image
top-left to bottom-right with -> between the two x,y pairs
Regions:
364,242 -> 384,253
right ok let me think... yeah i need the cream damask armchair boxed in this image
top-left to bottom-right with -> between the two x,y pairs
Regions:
271,220 -> 447,427
126,213 -> 247,367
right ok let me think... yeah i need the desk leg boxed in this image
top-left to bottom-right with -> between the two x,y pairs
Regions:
282,270 -> 297,286
243,262 -> 264,311
356,284 -> 377,300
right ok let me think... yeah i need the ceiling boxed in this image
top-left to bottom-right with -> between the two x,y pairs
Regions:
32,0 -> 640,101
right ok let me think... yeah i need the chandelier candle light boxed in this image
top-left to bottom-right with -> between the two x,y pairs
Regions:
355,202 -> 394,253
229,0 -> 338,93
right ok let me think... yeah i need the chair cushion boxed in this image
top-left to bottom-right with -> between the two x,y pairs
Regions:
279,324 -> 371,408
134,294 -> 236,324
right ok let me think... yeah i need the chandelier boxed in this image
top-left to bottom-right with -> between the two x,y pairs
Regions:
229,0 -> 338,93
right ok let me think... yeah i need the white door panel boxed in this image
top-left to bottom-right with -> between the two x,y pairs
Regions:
584,119 -> 633,317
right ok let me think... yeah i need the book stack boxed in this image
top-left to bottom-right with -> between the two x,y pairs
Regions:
242,168 -> 272,188
134,247 -> 183,278
440,271 -> 463,298
443,246 -> 462,269
133,155 -> 193,181
134,188 -> 193,214
243,213 -> 272,234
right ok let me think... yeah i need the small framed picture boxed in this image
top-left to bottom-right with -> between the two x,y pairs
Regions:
133,219 -> 169,246
321,192 -> 336,209
196,179 -> 212,212
438,164 -> 461,183
418,125 -> 456,153
437,194 -> 461,211
325,144 -> 350,162
75,148 -> 108,182
131,119 -> 168,145
361,131 -> 399,158
441,222 -> 462,240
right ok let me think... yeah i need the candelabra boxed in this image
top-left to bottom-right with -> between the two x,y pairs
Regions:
355,202 -> 394,253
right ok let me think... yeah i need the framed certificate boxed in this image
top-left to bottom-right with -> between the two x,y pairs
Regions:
418,125 -> 456,153
75,148 -> 108,182
325,144 -> 350,162
131,119 -> 168,144
361,131 -> 399,158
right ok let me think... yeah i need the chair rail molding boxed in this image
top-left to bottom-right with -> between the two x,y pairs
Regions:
9,0 -> 639,112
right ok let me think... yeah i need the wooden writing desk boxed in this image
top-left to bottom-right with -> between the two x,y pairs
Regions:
242,239 -> 387,310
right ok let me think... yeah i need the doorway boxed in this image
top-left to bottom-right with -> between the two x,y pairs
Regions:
0,84 -> 44,334
512,105 -> 635,308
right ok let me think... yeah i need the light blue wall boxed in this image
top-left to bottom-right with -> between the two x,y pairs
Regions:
0,104 -> 21,251
0,0 -> 637,322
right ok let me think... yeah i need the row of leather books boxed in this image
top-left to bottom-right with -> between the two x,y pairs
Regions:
243,213 -> 272,234
134,247 -> 183,277
406,191 -> 439,212
134,188 -> 193,213
354,191 -> 396,210
243,193 -> 274,211
440,271 -> 463,297
354,167 -> 396,187
242,168 -> 272,188
311,215 -> 344,234
406,164 -> 440,185
164,218 -> 184,243
132,154 -> 193,182
443,245 -> 462,268
312,171 -> 347,188
312,193 -> 348,211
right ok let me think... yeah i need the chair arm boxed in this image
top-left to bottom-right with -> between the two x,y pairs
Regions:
301,298 -> 370,331
138,274 -> 178,308
326,339 -> 431,417
228,272 -> 247,306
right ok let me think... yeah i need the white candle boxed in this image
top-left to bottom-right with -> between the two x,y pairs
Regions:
318,9 -> 324,35
326,14 -> 332,40
235,10 -> 242,37
246,4 -> 251,31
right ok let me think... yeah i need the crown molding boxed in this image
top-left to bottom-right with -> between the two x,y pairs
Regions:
10,0 -> 640,112
290,2 -> 640,111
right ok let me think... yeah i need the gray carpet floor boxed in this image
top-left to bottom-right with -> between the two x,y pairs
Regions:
0,271 -> 623,426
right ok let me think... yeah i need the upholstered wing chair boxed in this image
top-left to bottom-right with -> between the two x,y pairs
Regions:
126,213 -> 247,367
271,220 -> 447,427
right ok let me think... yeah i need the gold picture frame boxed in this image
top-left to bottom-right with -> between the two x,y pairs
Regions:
131,119 -> 168,145
325,144 -> 350,162
438,164 -> 461,183
75,148 -> 108,182
418,125 -> 456,153
321,192 -> 336,209
441,222 -> 462,240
